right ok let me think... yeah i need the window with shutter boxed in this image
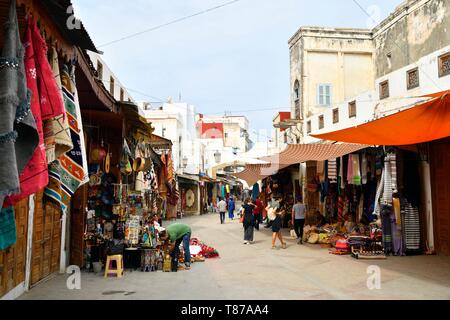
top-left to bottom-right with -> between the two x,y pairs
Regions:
317,84 -> 332,106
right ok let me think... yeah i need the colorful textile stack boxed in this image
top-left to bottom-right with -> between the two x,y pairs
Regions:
44,65 -> 88,211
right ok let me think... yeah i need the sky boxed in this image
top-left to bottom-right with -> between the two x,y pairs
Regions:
72,0 -> 402,142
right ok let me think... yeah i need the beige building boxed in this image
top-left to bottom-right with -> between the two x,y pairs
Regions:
288,27 -> 375,142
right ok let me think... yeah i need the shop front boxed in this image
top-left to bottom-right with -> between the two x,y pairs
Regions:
178,175 -> 200,216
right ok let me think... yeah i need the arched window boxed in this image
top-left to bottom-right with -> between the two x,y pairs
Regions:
293,80 -> 300,101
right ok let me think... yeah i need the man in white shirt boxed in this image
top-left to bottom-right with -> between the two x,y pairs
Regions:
218,198 -> 227,224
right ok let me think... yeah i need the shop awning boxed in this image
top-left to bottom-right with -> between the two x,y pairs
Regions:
311,91 -> 450,145
233,143 -> 368,186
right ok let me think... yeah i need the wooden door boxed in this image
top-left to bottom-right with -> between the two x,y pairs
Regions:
430,138 -> 450,255
30,192 -> 62,286
70,185 -> 87,268
0,198 -> 28,297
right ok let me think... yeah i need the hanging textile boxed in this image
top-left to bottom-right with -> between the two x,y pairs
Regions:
373,169 -> 385,217
339,157 -> 345,190
351,154 -> 361,185
7,16 -> 51,206
346,156 -> 353,185
388,153 -> 398,194
337,196 -> 344,222
0,0 -> 39,209
328,159 -> 337,183
0,206 -> 16,250
44,45 -> 73,162
361,154 -> 368,185
382,156 -> 393,205
44,64 -> 88,211
381,205 -> 393,255
393,197 -> 401,225
403,202 -> 421,251
390,205 -> 404,256
166,151 -> 174,182
317,161 -> 325,183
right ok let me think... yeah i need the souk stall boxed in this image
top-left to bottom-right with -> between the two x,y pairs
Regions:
300,147 -> 425,259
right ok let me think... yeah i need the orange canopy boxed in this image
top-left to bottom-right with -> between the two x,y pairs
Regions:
312,91 -> 450,145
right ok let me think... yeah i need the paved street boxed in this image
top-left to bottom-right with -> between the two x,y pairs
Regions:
20,213 -> 450,300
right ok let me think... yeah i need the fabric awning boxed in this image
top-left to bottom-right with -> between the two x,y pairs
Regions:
311,91 -> 450,145
233,143 -> 368,186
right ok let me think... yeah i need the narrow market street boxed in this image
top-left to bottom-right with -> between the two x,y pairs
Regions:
20,213 -> 450,300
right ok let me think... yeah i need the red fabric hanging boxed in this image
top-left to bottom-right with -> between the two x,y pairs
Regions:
30,18 -> 65,121
7,17 -> 62,205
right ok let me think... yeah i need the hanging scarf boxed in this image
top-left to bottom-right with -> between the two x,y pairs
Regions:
0,0 -> 38,208
44,65 -> 88,211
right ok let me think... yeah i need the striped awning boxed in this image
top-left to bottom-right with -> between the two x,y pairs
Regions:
233,143 -> 369,185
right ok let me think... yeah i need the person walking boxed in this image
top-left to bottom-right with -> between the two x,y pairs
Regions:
242,198 -> 256,244
228,197 -> 235,220
271,206 -> 287,249
218,197 -> 227,224
264,196 -> 279,228
292,198 -> 306,244
253,197 -> 264,231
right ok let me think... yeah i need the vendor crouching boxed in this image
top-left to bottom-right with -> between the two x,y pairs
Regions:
159,223 -> 192,270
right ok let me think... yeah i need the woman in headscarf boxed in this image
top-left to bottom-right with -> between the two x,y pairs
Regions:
242,198 -> 256,245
